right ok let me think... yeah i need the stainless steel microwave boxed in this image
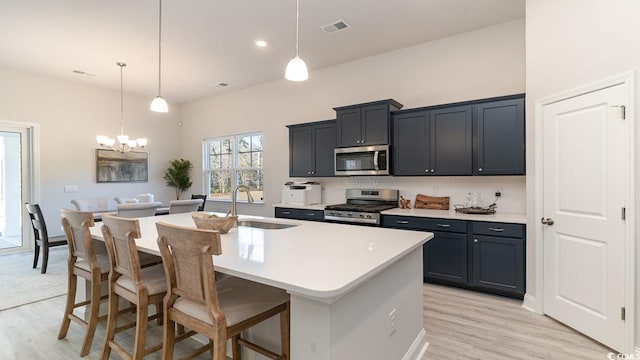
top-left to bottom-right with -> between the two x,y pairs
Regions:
334,145 -> 390,176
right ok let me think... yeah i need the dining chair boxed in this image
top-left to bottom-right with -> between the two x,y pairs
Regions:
156,222 -> 290,360
168,199 -> 203,214
71,198 -> 112,212
100,215 -> 166,360
190,194 -> 207,211
25,203 -> 67,274
114,196 -> 138,205
59,209 -> 111,357
116,202 -> 162,218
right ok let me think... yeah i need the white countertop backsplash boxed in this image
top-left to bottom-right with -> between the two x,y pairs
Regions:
292,175 -> 526,214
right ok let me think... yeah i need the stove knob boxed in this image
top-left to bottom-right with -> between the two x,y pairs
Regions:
359,214 -> 364,218
366,214 -> 372,219
347,213 -> 352,217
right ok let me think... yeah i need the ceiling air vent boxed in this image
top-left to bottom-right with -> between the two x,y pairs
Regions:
211,82 -> 229,88
321,19 -> 351,34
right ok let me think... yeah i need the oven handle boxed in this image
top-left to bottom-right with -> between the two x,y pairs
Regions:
373,151 -> 380,170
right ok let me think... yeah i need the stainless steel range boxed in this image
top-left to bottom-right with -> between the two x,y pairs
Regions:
324,189 -> 398,225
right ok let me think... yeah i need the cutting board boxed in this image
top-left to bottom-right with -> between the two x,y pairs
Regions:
414,194 -> 450,210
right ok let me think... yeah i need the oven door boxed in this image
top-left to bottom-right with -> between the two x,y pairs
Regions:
334,145 -> 389,176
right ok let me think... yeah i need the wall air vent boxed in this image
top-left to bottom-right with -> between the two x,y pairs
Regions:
321,19 -> 351,34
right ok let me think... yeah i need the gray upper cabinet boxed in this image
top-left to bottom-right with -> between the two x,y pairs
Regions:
335,99 -> 403,147
393,105 -> 472,176
287,120 -> 336,177
473,97 -> 525,175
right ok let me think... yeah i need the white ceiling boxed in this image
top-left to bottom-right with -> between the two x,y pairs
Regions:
0,0 -> 525,104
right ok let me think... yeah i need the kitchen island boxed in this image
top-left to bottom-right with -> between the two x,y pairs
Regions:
89,212 -> 432,360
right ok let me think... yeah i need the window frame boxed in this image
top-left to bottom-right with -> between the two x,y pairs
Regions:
203,132 -> 264,203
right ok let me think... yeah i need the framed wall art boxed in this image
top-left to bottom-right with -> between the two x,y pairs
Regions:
96,149 -> 148,183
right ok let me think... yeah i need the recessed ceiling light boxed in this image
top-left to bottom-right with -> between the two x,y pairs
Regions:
255,40 -> 268,48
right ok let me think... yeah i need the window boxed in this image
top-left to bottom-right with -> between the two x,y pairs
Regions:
204,132 -> 263,202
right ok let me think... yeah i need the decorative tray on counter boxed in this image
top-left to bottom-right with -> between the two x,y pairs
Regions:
454,206 -> 496,215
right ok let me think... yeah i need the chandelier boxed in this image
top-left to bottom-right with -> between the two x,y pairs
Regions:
97,62 -> 148,152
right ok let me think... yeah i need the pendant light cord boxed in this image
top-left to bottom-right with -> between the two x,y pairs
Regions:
119,63 -> 125,136
157,0 -> 163,96
295,0 -> 299,56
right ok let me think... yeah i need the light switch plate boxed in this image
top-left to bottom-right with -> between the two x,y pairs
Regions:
64,185 -> 78,193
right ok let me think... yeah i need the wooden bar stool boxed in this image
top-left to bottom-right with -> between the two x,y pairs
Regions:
156,222 -> 290,360
100,215 -> 166,360
59,209 -> 110,357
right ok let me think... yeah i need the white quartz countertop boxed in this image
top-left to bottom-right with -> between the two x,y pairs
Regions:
382,208 -> 527,224
89,212 -> 431,302
273,203 -> 327,210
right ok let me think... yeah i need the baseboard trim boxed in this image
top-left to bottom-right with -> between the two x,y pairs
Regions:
521,293 -> 540,314
403,328 -> 429,360
635,346 -> 640,355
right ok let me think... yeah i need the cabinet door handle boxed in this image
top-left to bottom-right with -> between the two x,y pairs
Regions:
436,223 -> 451,228
430,169 -> 435,173
396,220 -> 409,224
478,168 -> 483,172
474,238 -> 479,243
282,211 -> 291,215
488,227 -> 504,232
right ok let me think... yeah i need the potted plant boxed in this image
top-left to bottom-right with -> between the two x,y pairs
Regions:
163,159 -> 193,200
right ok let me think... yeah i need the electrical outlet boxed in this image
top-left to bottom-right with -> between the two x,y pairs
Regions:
432,185 -> 439,196
388,308 -> 397,336
64,185 -> 78,193
495,191 -> 502,197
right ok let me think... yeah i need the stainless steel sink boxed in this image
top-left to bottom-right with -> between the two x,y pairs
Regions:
237,220 -> 298,230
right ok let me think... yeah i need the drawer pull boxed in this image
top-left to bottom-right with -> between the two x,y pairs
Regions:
306,213 -> 316,216
474,238 -> 479,243
396,220 -> 409,224
436,224 -> 451,228
488,227 -> 504,232
282,211 -> 291,215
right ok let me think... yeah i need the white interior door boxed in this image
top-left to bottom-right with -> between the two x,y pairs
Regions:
542,83 -> 627,351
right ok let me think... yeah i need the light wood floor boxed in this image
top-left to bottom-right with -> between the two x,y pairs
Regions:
0,283 -> 614,359
422,283 -> 613,360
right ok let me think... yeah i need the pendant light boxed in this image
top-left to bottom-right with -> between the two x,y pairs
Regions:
97,63 -> 148,152
285,0 -> 308,81
150,0 -> 169,112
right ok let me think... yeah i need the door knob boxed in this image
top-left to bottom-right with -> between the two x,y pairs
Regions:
540,217 -> 554,225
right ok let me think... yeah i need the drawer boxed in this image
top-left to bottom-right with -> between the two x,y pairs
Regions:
275,207 -> 324,222
472,221 -> 524,238
421,218 -> 467,233
382,215 -> 466,233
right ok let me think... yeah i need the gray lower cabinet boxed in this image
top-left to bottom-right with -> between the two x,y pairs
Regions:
382,215 -> 525,299
274,207 -> 324,222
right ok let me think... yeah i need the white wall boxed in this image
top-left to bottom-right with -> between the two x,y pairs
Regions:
179,19 -> 526,216
526,0 -> 640,349
0,67 -> 181,237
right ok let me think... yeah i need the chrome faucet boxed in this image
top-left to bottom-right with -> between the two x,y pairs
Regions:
231,184 -> 254,216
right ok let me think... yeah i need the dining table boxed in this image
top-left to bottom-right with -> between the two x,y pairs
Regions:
86,212 -> 432,360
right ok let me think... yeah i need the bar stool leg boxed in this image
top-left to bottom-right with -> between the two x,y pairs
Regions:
100,289 -> 120,360
80,273 -> 102,357
58,268 -> 76,340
